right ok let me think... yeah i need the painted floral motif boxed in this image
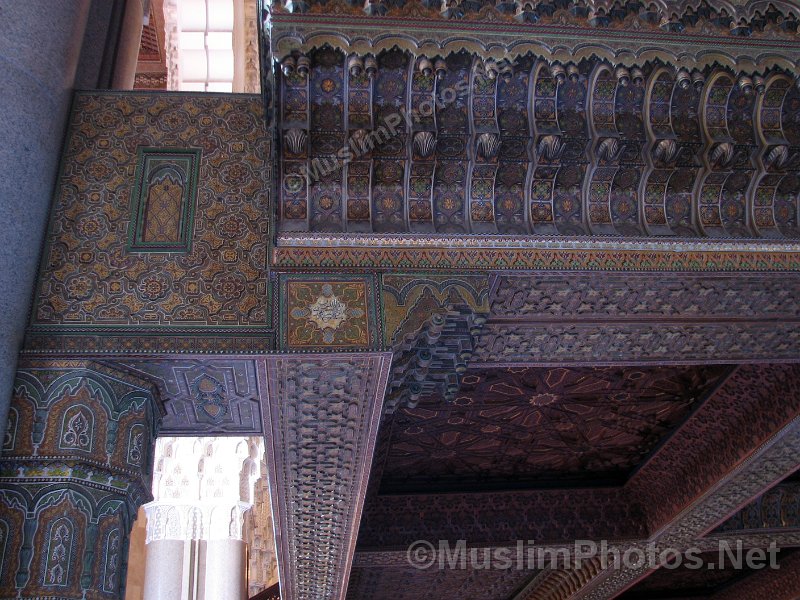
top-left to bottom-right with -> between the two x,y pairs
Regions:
65,274 -> 95,301
102,529 -> 120,593
44,519 -> 72,586
61,408 -> 92,451
308,286 -> 349,331
285,279 -> 374,348
127,425 -> 144,466
216,214 -> 249,239
191,373 -> 229,422
74,214 -> 107,240
138,272 -> 172,301
211,272 -> 246,301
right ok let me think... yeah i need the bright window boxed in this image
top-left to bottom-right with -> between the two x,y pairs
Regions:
177,0 -> 236,91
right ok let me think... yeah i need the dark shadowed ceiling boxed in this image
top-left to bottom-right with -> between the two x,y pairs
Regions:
378,365 -> 731,493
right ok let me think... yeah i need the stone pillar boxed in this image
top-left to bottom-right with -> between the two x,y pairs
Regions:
142,538 -> 188,600
112,0 -> 146,89
142,502 -> 252,600
0,359 -> 159,599
140,437 -> 264,600
0,0 -> 91,433
202,538 -> 249,600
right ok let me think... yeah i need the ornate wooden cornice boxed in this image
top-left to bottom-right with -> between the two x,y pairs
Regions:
273,45 -> 800,238
270,0 -> 800,62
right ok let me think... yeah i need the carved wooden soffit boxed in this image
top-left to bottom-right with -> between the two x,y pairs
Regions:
258,353 -> 392,600
273,43 -> 800,238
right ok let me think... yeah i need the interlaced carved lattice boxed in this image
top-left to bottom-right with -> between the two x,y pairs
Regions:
261,354 -> 391,600
142,172 -> 184,243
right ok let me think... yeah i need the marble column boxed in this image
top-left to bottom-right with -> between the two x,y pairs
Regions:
142,539 -> 188,600
202,538 -> 249,600
0,359 -> 159,599
140,437 -> 264,600
0,0 -> 91,433
142,502 -> 252,600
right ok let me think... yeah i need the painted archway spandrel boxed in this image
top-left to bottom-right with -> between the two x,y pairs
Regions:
381,274 -> 490,346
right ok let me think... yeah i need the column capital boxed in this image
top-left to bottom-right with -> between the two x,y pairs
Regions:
143,500 -> 253,543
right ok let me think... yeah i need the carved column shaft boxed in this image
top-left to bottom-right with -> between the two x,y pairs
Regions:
0,360 -> 159,600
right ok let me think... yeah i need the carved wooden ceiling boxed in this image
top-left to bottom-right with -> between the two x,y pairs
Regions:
275,45 -> 800,237
350,363 -> 800,600
379,365 -> 731,493
617,548 -> 800,599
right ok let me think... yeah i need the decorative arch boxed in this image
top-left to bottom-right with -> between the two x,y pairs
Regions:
129,147 -> 201,252
42,517 -> 75,588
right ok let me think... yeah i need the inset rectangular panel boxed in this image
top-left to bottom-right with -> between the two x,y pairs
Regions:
278,274 -> 380,350
128,147 -> 201,252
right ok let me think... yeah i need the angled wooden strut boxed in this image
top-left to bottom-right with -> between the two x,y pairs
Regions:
258,353 -> 392,600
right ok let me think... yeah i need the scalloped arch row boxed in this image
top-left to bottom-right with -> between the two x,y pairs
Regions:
272,0 -> 800,40
276,46 -> 800,238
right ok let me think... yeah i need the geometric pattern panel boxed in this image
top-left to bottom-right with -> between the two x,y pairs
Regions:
116,358 -> 264,435
33,92 -> 271,327
260,354 -> 391,600
129,147 -> 200,252
278,274 -> 381,350
471,322 -> 800,365
466,272 -> 800,365
489,273 -> 800,320
379,365 -> 731,493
